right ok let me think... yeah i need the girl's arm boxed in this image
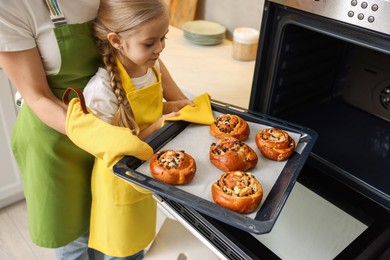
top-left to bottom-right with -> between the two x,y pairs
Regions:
159,59 -> 195,113
138,111 -> 179,141
0,48 -> 67,134
159,59 -> 188,101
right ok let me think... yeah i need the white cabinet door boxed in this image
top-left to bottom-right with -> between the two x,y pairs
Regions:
0,69 -> 24,208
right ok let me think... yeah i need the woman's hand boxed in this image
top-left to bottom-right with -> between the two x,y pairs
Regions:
138,111 -> 180,140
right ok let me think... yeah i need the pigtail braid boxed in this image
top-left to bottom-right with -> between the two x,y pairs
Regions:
93,19 -> 140,135
106,52 -> 140,135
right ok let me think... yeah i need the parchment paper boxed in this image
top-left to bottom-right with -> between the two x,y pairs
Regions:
137,112 -> 302,218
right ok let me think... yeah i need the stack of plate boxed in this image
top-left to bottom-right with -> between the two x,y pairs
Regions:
183,20 -> 226,46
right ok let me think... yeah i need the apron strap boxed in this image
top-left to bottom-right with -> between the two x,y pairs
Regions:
44,0 -> 67,26
116,57 -> 134,94
62,88 -> 89,114
116,57 -> 161,94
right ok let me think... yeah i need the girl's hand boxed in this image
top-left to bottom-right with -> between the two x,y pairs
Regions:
163,100 -> 195,114
164,111 -> 180,118
138,111 -> 180,140
159,111 -> 180,125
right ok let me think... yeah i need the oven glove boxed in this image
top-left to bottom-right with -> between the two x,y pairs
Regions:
63,88 -> 154,193
164,92 -> 214,125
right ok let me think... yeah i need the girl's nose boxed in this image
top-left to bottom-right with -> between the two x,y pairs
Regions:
154,41 -> 164,54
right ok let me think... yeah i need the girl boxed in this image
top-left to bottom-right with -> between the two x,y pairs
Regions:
83,0 -> 194,258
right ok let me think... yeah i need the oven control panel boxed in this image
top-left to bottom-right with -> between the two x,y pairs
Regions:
269,0 -> 390,36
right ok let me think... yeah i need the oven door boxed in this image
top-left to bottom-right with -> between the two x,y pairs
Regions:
157,167 -> 390,260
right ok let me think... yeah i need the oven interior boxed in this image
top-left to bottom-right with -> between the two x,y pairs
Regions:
249,5 -> 390,209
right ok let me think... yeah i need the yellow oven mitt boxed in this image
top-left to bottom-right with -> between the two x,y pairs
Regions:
164,93 -> 214,125
63,88 -> 154,169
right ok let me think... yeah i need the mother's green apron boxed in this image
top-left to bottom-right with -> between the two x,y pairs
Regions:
11,17 -> 101,247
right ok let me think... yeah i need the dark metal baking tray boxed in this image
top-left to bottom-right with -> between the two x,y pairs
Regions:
113,102 -> 317,234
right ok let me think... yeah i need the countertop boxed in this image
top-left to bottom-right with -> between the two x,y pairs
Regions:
161,26 -> 256,109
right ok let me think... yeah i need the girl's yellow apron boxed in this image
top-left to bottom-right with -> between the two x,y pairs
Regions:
11,2 -> 101,247
88,60 -> 162,257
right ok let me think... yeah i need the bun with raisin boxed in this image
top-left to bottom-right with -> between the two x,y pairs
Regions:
211,171 -> 263,214
150,150 -> 196,185
210,114 -> 250,141
209,137 -> 258,172
255,128 -> 295,161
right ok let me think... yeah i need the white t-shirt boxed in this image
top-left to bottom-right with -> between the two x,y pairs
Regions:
84,61 -> 161,123
0,0 -> 99,75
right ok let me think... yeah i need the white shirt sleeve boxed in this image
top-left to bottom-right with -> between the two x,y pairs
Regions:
0,0 -> 99,73
83,68 -> 118,123
0,0 -> 40,52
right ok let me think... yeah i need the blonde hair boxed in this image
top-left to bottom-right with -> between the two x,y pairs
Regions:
94,0 -> 169,135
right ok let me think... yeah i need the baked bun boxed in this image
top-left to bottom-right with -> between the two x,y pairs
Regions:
150,150 -> 196,185
255,128 -> 295,161
211,171 -> 263,214
209,137 -> 258,172
210,114 -> 250,141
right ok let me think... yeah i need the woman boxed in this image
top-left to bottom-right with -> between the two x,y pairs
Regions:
0,0 -> 152,259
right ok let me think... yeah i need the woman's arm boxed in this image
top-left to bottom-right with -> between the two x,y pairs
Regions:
0,48 -> 67,134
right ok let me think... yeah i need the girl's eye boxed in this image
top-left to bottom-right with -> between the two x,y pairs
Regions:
144,36 -> 166,48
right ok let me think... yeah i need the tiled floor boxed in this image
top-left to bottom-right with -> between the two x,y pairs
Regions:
0,200 -> 55,259
0,199 -> 222,260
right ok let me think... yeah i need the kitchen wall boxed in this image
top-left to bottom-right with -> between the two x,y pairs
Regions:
195,0 -> 265,39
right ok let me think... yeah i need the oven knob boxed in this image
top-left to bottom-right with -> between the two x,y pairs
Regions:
368,16 -> 375,23
348,10 -> 354,18
361,2 -> 368,9
358,13 -> 364,20
371,4 -> 379,11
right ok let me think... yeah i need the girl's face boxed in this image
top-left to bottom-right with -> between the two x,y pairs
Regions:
118,14 -> 170,73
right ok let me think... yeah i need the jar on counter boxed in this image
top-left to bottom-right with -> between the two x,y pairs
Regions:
232,27 -> 259,61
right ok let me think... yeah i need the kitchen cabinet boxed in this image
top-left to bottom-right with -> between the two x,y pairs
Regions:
0,69 -> 24,208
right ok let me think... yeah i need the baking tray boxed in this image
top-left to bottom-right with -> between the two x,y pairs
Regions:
113,102 -> 317,234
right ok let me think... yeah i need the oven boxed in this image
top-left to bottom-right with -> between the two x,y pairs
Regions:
190,0 -> 389,258
248,0 -> 390,258
250,0 -> 390,209
116,1 -> 390,259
